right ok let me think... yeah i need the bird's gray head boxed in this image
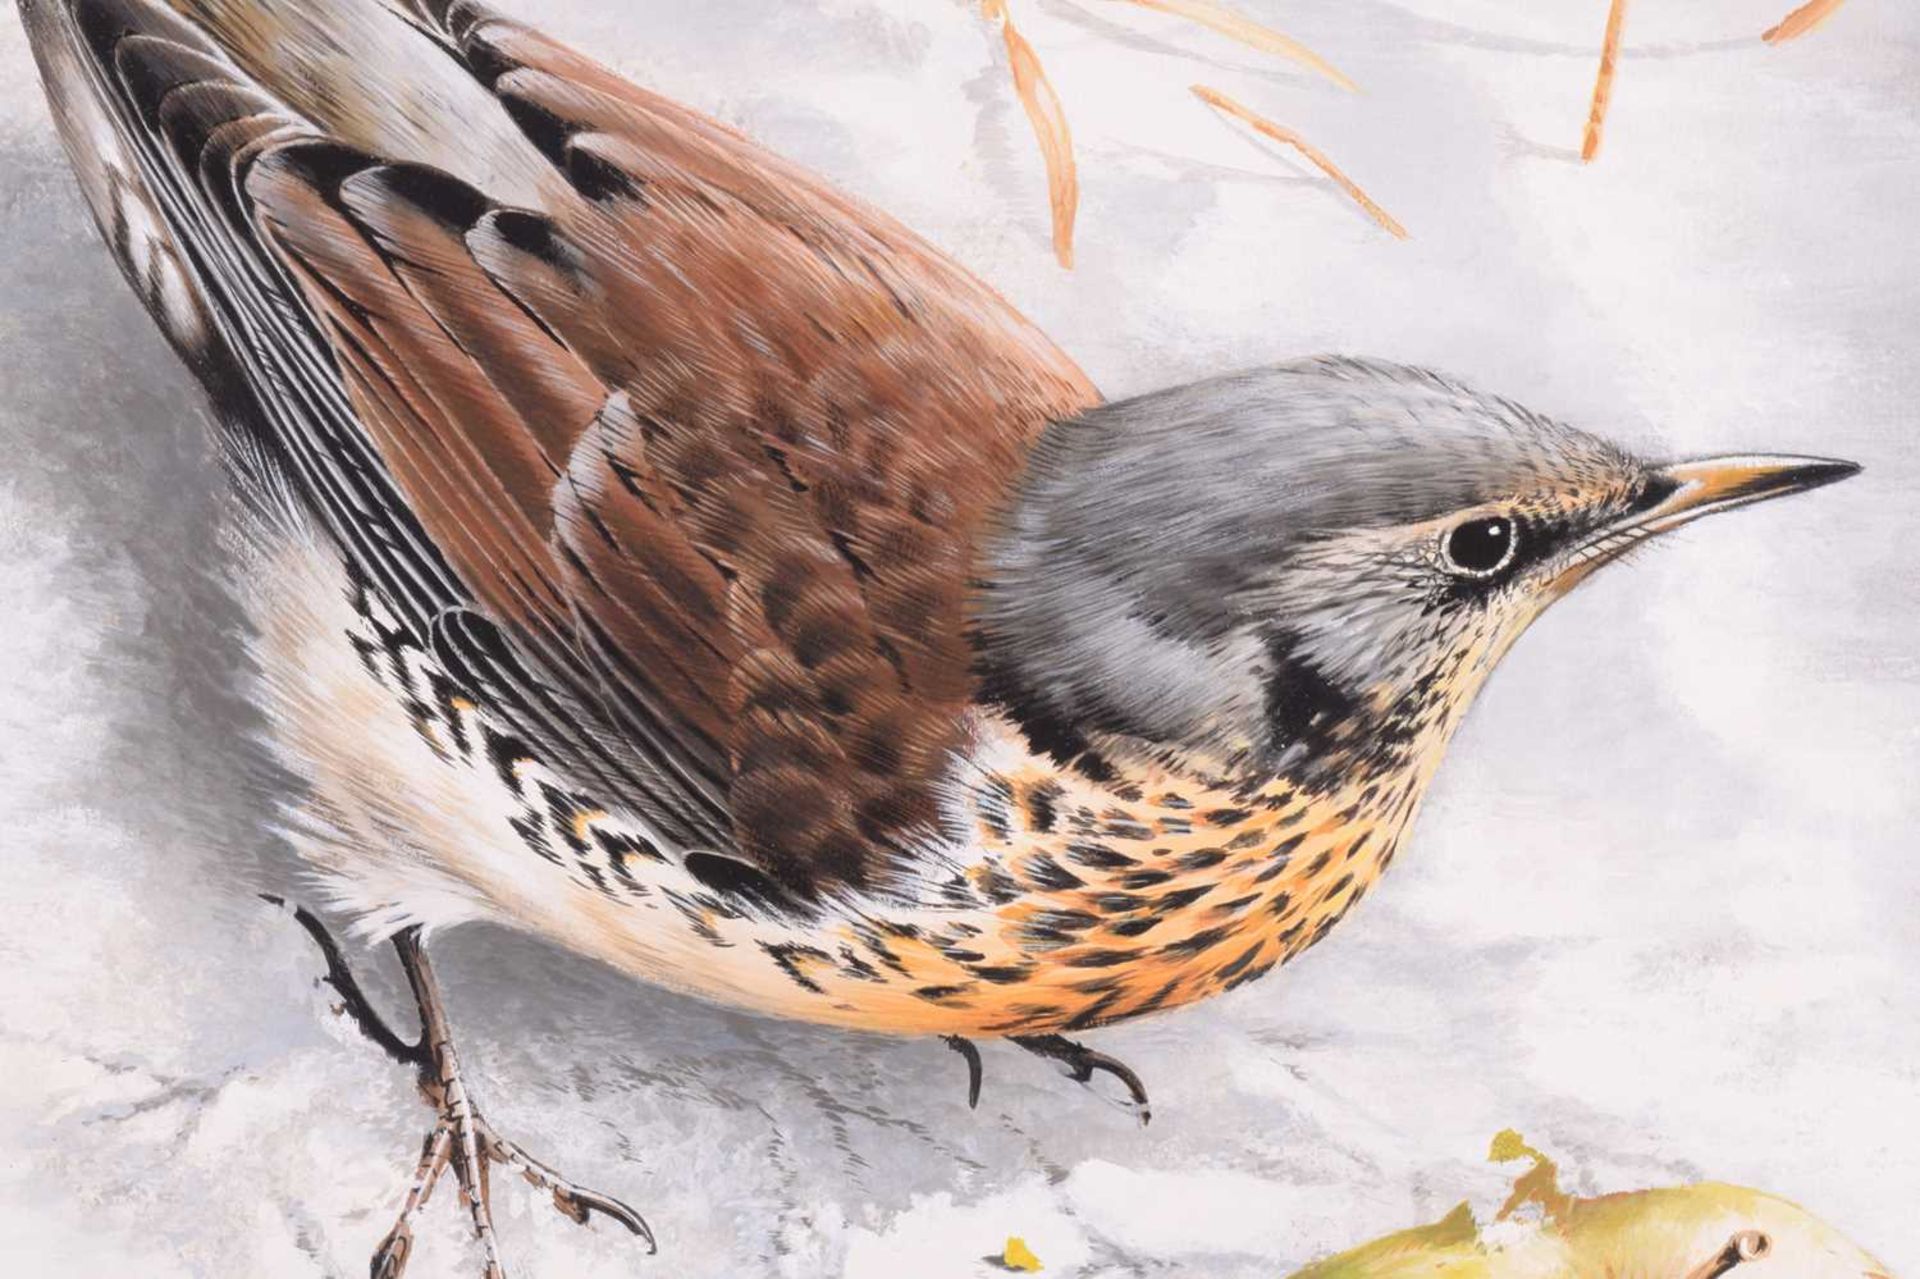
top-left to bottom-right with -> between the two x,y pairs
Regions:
973,357 -> 1856,789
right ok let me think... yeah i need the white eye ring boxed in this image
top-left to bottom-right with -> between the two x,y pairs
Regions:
1439,515 -> 1520,578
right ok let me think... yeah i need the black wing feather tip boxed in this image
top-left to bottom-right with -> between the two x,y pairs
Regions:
111,34 -> 230,122
250,138 -> 382,199
472,205 -> 570,266
340,162 -> 494,234
564,138 -> 646,203
72,0 -> 209,63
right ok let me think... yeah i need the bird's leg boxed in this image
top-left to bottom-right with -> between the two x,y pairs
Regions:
390,929 -> 508,1279
1010,1033 -> 1152,1125
273,902 -> 653,1277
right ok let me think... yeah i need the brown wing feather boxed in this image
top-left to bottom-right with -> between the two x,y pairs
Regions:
425,4 -> 1100,891
51,0 -> 1102,896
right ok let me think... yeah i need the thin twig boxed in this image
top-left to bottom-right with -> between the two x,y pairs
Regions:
1582,0 -> 1630,162
1763,0 -> 1847,45
1118,0 -> 1355,92
985,0 -> 1079,267
1191,85 -> 1407,239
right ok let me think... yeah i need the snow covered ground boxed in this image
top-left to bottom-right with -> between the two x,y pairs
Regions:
0,1 -> 1915,1275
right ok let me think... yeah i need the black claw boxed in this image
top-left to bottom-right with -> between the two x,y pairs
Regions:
1011,1033 -> 1152,1125
943,1035 -> 983,1109
369,1230 -> 410,1279
556,1185 -> 657,1254
261,894 -> 425,1067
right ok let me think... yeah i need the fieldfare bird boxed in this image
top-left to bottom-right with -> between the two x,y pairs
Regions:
21,0 -> 1858,1273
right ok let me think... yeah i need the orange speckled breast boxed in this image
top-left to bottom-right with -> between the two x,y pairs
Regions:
730,713 -> 1445,1038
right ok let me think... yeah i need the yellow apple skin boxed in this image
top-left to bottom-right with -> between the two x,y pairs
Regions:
1290,1137 -> 1893,1279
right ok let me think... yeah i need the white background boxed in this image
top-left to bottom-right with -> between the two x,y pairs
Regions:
0,1 -> 1914,1275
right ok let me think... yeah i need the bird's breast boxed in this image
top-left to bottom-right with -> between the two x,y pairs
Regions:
826,714 -> 1438,1035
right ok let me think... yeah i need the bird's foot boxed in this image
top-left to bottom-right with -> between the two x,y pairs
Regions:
943,1030 -> 1152,1123
370,1035 -> 655,1279
1011,1033 -> 1152,1125
268,897 -> 652,1277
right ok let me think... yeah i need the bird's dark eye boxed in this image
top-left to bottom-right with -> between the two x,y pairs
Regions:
1441,515 -> 1519,577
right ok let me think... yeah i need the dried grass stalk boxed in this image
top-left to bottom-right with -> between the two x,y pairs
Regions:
1581,0 -> 1630,163
985,0 -> 1079,267
1763,0 -> 1848,44
1191,85 -> 1407,239
1120,0 -> 1356,92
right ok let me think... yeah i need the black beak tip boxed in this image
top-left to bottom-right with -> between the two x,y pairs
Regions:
1789,457 -> 1863,492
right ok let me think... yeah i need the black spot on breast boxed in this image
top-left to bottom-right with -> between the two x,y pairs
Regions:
1155,884 -> 1214,912
1108,916 -> 1161,937
976,776 -> 1016,841
1161,924 -> 1233,956
1070,974 -> 1128,996
854,928 -> 912,977
969,964 -> 1037,985
836,947 -> 882,982
1224,957 -> 1274,992
1177,849 -> 1228,872
1025,782 -> 1063,833
1066,841 -> 1138,870
1213,942 -> 1264,983
976,864 -> 1023,905
1064,948 -> 1134,968
1029,909 -> 1099,933
984,1006 -> 1064,1034
1024,854 -> 1084,891
1063,990 -> 1126,1031
760,942 -> 830,994
913,984 -> 976,1004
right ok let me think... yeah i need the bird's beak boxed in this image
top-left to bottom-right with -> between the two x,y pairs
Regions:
1554,454 -> 1860,591
1636,454 -> 1861,532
